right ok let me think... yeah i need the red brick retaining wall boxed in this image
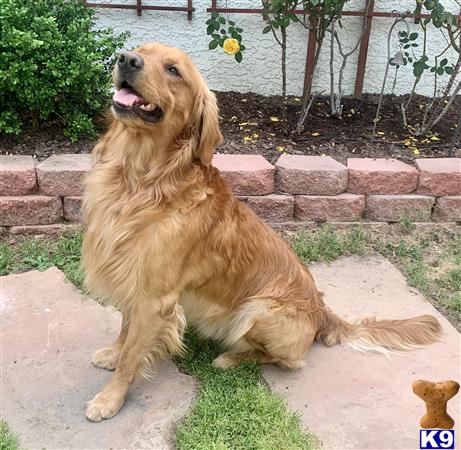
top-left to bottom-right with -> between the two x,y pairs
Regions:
1,154 -> 460,234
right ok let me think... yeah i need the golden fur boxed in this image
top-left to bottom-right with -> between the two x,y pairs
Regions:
82,43 -> 442,421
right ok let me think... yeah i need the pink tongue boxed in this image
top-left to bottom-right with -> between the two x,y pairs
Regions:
113,88 -> 145,106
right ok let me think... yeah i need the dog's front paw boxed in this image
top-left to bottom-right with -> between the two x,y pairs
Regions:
92,347 -> 120,370
85,391 -> 125,422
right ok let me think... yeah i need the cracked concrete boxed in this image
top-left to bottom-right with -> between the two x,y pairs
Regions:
2,267 -> 196,450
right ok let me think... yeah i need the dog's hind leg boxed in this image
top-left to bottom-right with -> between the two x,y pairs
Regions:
212,349 -> 277,369
92,311 -> 130,370
213,300 -> 318,370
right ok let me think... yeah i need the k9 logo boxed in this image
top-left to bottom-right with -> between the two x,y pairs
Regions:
420,430 -> 455,449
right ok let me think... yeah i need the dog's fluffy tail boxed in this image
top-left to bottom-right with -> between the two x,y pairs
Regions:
316,309 -> 442,355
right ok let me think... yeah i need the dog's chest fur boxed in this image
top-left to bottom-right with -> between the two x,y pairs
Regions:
82,166 -> 190,305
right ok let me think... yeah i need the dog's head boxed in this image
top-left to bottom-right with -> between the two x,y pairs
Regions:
112,42 -> 223,165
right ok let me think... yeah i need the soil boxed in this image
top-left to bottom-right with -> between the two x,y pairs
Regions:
1,92 -> 460,164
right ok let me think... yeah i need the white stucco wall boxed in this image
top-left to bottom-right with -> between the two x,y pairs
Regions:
93,0 -> 460,96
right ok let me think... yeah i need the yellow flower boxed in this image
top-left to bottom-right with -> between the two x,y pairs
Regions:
223,38 -> 240,55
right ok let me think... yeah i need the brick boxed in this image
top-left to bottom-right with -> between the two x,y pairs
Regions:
239,194 -> 294,222
295,193 -> 365,221
212,154 -> 274,195
275,155 -> 347,195
0,155 -> 37,195
8,224 -> 83,236
0,196 -> 62,226
415,158 -> 461,196
433,196 -> 461,222
347,158 -> 417,194
64,196 -> 83,222
37,154 -> 91,196
365,195 -> 434,222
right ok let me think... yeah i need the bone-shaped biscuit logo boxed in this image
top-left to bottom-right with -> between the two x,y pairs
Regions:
413,380 -> 460,429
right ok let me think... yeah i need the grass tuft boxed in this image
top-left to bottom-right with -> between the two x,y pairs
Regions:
292,225 -> 368,265
0,421 -> 19,450
0,232 -> 84,288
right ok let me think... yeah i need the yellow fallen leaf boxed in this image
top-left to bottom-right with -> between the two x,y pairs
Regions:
311,132 -> 320,137
410,146 -> 420,155
248,122 -> 258,126
269,133 -> 275,136
253,133 -> 259,138
377,131 -> 385,136
241,98 -> 247,102
430,136 -> 440,141
270,117 -> 280,122
293,97 -> 301,102
243,136 -> 252,142
276,146 -> 285,152
239,122 -> 248,126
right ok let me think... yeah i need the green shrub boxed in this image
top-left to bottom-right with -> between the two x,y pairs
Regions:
0,0 -> 127,140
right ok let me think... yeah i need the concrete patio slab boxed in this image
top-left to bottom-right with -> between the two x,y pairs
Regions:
263,255 -> 460,450
2,267 -> 196,450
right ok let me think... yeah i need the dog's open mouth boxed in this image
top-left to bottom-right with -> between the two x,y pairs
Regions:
112,86 -> 163,123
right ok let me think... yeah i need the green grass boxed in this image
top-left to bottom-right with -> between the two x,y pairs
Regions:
175,332 -> 317,450
292,225 -> 367,264
0,232 -> 84,287
0,421 -> 19,450
1,223 -> 459,449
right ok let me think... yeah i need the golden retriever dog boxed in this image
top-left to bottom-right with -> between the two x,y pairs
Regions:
82,42 -> 441,422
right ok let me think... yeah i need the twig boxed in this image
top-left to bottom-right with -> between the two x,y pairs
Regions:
294,90 -> 325,135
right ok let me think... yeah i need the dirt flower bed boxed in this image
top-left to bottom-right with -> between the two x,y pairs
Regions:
1,93 -> 459,164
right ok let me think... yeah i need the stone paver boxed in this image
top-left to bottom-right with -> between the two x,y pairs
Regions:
64,196 -> 83,222
212,154 -> 274,195
275,155 -> 347,195
415,158 -> 461,196
365,194 -> 435,222
295,193 -> 365,221
37,154 -> 91,196
433,196 -> 461,222
2,268 -> 196,450
239,194 -> 294,222
263,255 -> 460,450
0,155 -> 37,195
347,158 -> 418,194
0,195 -> 62,226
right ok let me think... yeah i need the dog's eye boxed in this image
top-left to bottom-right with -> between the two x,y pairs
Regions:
166,65 -> 180,77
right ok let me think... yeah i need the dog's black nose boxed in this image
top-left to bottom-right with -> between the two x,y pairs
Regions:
118,52 -> 144,72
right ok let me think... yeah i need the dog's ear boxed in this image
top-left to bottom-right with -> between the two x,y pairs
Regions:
191,89 -> 223,167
